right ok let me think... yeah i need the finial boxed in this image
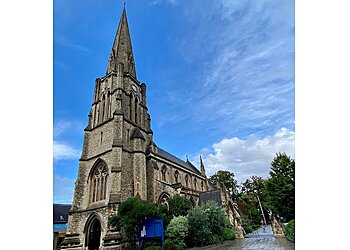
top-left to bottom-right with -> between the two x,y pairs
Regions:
123,0 -> 126,8
186,155 -> 188,161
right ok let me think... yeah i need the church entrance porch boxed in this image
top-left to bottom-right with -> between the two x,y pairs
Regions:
86,218 -> 102,250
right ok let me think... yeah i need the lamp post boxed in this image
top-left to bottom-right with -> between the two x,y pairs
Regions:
254,190 -> 267,229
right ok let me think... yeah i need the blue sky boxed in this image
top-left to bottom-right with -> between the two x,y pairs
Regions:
54,0 -> 295,204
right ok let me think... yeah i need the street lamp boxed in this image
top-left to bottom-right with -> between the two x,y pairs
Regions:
254,189 -> 267,229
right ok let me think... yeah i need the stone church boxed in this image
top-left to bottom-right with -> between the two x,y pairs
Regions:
61,7 -> 243,250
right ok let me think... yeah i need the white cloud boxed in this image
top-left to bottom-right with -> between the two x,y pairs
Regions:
53,140 -> 80,160
196,128 -> 294,184
54,175 -> 75,204
54,120 -> 72,138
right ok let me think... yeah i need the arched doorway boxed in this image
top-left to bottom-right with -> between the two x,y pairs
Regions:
86,217 -> 101,250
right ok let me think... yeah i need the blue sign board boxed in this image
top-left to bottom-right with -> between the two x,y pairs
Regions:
137,218 -> 164,250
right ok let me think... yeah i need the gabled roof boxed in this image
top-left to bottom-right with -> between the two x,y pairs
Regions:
53,204 -> 72,224
130,127 -> 145,140
155,147 -> 202,175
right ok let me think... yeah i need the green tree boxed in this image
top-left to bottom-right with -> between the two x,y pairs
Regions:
109,197 -> 161,249
209,170 -> 239,200
239,175 -> 269,227
168,195 -> 192,217
265,152 -> 295,221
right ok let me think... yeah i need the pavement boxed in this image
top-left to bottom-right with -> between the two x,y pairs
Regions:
189,226 -> 295,250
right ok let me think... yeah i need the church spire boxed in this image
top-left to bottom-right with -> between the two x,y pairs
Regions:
107,7 -> 137,78
200,156 -> 206,176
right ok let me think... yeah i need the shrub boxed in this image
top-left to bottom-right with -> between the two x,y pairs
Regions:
186,201 -> 227,247
144,247 -> 162,250
208,234 -> 222,245
187,207 -> 211,247
241,216 -> 254,234
165,216 -> 188,248
109,197 -> 161,249
142,238 -> 162,249
223,228 -> 235,240
201,201 -> 226,237
168,195 -> 192,217
164,239 -> 185,250
285,219 -> 295,240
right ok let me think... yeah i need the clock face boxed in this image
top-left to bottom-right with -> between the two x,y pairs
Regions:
132,85 -> 137,92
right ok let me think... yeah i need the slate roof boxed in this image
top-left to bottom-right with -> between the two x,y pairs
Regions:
155,147 -> 202,175
53,204 -> 72,224
207,181 -> 217,191
199,190 -> 222,206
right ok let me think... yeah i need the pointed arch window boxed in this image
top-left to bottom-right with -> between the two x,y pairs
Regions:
89,161 -> 108,203
185,174 -> 189,188
201,181 -> 204,191
194,178 -> 197,190
158,192 -> 170,209
135,98 -> 139,124
101,94 -> 106,122
129,94 -> 133,121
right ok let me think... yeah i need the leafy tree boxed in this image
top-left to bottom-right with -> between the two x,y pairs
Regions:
209,170 -> 239,200
239,175 -> 270,227
265,152 -> 295,221
241,176 -> 266,196
168,195 -> 192,217
109,197 -> 161,249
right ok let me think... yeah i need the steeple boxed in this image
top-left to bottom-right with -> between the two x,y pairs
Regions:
107,7 -> 137,78
200,156 -> 206,176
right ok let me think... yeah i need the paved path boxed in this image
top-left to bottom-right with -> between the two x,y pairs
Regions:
189,226 -> 295,250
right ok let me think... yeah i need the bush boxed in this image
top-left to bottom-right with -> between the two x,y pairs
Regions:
201,201 -> 226,237
285,220 -> 295,240
165,216 -> 188,248
164,239 -> 185,250
208,234 -> 222,245
186,201 -> 227,247
142,238 -> 162,249
168,195 -> 192,217
187,207 -> 211,247
223,228 -> 235,240
144,247 -> 162,250
109,197 -> 161,248
241,217 -> 253,234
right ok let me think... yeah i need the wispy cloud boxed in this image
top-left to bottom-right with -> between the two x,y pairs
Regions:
156,0 -> 294,137
54,140 -> 81,160
54,175 -> 75,204
54,120 -> 72,138
190,127 -> 295,184
149,0 -> 180,6
54,33 -> 90,52
53,120 -> 82,160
